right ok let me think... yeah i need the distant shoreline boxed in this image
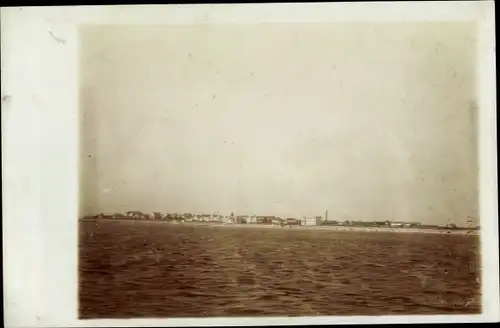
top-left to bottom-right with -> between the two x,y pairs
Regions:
80,218 -> 479,236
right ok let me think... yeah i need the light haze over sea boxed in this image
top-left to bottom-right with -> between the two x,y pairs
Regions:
80,23 -> 478,226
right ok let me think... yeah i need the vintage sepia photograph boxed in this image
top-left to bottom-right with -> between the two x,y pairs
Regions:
79,22 -> 482,318
1,3 -> 497,327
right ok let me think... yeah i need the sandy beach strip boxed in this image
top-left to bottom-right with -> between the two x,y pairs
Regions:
186,222 -> 478,235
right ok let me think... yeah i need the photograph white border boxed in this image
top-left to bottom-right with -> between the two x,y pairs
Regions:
1,2 -> 498,327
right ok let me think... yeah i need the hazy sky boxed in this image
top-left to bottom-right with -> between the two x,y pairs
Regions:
79,23 -> 478,225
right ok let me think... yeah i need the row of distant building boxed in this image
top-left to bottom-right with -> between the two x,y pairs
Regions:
82,211 -> 477,229
88,211 -> 324,226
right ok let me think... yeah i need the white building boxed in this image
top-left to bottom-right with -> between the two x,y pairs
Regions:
151,212 -> 163,220
271,217 -> 282,225
221,216 -> 234,224
125,211 -> 145,219
302,217 -> 322,226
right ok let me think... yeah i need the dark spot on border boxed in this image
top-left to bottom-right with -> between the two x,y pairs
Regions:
2,95 -> 12,104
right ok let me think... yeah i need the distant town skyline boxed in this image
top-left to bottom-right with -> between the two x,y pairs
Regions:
85,209 -> 478,226
79,23 -> 478,226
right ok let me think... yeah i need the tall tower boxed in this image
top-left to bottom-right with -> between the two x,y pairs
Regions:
325,209 -> 328,222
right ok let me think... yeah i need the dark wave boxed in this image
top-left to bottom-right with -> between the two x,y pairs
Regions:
79,220 -> 481,318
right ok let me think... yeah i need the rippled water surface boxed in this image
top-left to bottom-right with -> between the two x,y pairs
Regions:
79,220 -> 481,318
